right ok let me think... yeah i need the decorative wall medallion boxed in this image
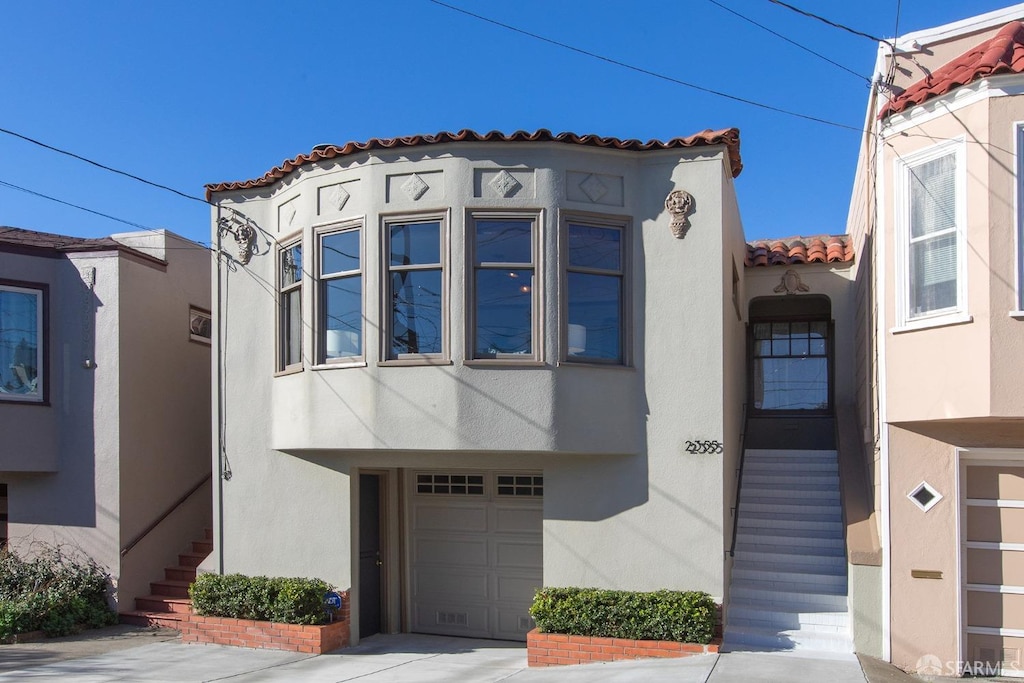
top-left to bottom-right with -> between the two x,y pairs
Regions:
579,174 -> 608,202
489,170 -> 521,198
774,269 -> 810,295
218,215 -> 257,265
401,173 -> 429,201
327,185 -> 350,212
664,189 -> 695,239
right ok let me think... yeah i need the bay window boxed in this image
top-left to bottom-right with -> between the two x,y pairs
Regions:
319,225 -> 363,362
278,241 -> 303,370
385,215 -> 447,360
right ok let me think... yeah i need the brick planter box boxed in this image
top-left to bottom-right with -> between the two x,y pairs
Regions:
181,595 -> 351,654
527,629 -> 719,667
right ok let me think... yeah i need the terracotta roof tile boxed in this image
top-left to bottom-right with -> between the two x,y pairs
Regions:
745,235 -> 854,267
205,128 -> 742,197
881,21 -> 1024,118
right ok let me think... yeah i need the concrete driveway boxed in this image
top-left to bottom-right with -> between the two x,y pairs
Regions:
0,630 -> 877,682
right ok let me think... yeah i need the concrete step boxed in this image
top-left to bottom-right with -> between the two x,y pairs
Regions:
729,581 -> 848,611
164,565 -> 198,582
150,579 -> 192,599
739,499 -> 841,517
728,605 -> 850,632
734,542 -> 845,560
723,624 -> 853,653
735,531 -> 845,549
135,595 -> 192,614
737,513 -> 843,532
119,610 -> 187,629
744,449 -> 838,460
742,473 -> 840,487
743,461 -> 839,476
741,485 -> 840,501
178,551 -> 206,568
731,564 -> 847,589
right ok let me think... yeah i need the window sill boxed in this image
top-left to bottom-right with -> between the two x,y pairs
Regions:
463,359 -> 547,368
1010,311 -> 1024,319
891,312 -> 973,334
556,360 -> 635,371
312,360 -> 368,371
0,396 -> 48,406
274,366 -> 305,377
377,358 -> 453,367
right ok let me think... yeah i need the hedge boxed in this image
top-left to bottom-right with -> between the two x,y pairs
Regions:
189,574 -> 338,625
0,544 -> 117,640
529,587 -> 716,644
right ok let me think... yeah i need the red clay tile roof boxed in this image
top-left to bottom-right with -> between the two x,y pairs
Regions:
205,128 -> 742,197
881,21 -> 1024,118
745,235 -> 854,267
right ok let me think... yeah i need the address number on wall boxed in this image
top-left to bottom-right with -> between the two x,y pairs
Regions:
684,440 -> 723,455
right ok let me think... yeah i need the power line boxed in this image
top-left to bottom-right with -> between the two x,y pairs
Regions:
768,0 -> 896,49
704,0 -> 869,83
426,0 -> 863,133
0,178 -> 161,233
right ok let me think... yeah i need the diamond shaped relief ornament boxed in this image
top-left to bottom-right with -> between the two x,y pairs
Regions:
328,185 -> 350,212
579,174 -> 608,203
401,174 -> 429,201
489,170 -> 521,198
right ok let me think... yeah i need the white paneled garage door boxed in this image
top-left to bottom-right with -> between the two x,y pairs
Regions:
409,471 -> 542,641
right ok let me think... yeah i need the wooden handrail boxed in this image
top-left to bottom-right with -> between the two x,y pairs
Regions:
120,473 -> 212,557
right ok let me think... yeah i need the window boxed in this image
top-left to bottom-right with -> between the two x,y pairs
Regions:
278,241 -> 303,370
0,282 -> 45,403
318,225 -> 363,362
752,320 -> 830,411
897,140 -> 965,325
189,306 -> 211,345
469,213 -> 539,361
384,215 -> 446,361
562,217 -> 628,363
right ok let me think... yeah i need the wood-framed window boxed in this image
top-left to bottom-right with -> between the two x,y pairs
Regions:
317,221 -> 363,364
278,239 -> 303,371
0,280 -> 47,403
560,213 -> 630,365
467,210 -> 541,362
382,212 -> 448,363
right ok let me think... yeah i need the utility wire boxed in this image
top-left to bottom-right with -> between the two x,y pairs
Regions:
0,178 -> 160,233
704,0 -> 869,83
426,0 -> 862,133
0,126 -> 210,206
768,0 -> 896,49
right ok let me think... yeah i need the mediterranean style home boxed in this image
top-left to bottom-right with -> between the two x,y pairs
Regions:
0,227 -> 212,615
846,3 -> 1024,677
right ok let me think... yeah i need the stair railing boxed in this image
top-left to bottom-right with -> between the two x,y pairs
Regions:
120,473 -> 212,557
728,403 -> 748,558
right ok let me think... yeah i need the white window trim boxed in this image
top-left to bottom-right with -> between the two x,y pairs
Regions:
0,282 -> 45,404
379,210 -> 451,366
1014,121 -> 1024,315
276,234 -> 304,374
465,209 -> 543,364
314,218 -> 366,367
892,137 -> 968,331
558,211 -> 632,366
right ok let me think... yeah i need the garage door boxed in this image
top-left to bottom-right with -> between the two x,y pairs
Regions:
409,471 -> 542,641
964,463 -> 1024,677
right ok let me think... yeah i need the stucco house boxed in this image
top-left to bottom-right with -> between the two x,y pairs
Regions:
846,3 -> 1024,677
204,128 -> 882,653
0,227 -> 212,615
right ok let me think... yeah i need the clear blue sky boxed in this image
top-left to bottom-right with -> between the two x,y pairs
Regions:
0,1 -> 1012,246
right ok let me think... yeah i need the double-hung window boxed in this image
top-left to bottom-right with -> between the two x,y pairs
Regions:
0,281 -> 45,402
469,212 -> 539,361
319,225 -> 363,363
278,241 -> 303,370
385,215 -> 446,361
562,216 -> 628,364
897,139 -> 966,326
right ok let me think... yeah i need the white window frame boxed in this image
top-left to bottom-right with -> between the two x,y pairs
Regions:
0,281 -> 45,404
465,209 -> 543,364
315,219 -> 365,367
559,211 -> 632,366
1013,122 -> 1024,317
380,211 -> 450,365
893,137 -> 968,331
276,236 -> 304,373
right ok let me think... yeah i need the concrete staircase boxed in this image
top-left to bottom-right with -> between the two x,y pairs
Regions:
724,449 -> 853,652
119,528 -> 212,629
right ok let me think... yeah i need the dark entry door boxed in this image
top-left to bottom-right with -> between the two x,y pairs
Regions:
359,474 -> 383,636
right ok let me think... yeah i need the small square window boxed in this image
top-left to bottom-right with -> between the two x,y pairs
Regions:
908,481 -> 942,512
189,306 -> 211,345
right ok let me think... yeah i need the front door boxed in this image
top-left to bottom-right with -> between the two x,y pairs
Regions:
359,473 -> 383,637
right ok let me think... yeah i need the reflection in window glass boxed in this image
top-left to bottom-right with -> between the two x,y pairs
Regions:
473,219 -> 535,359
565,222 -> 625,363
0,286 -> 42,400
387,221 -> 444,358
321,230 -> 362,360
752,320 -> 829,410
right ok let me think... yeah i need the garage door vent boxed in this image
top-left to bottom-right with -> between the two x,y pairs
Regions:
417,473 -> 485,495
497,474 -> 543,497
435,611 -> 468,627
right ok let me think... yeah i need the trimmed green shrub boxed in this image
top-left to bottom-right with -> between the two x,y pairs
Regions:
189,573 -> 338,625
529,587 -> 716,644
0,544 -> 117,640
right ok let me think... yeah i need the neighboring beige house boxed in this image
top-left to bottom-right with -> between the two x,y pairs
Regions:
205,129 -> 880,653
846,4 -> 1024,677
0,227 -> 212,613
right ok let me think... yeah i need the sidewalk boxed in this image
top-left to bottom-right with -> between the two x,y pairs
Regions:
0,626 -> 921,682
